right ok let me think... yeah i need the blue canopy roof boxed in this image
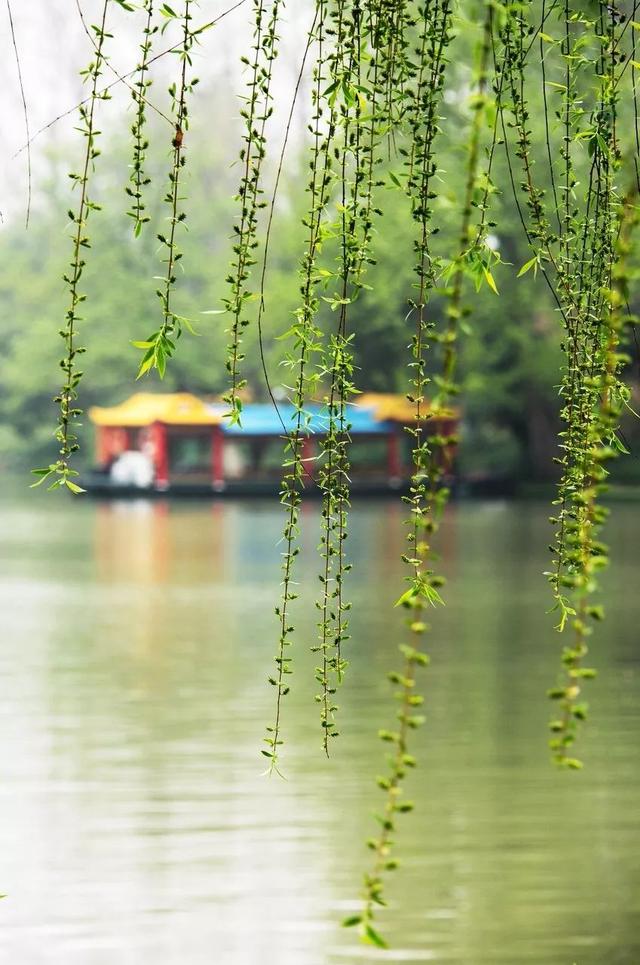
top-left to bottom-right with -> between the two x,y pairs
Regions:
217,403 -> 392,436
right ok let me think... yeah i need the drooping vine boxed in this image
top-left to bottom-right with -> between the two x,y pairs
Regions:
496,0 -> 633,766
126,0 -> 158,236
373,0 -> 415,151
315,0 -> 374,752
344,1 -> 454,947
223,0 -> 283,424
314,0 -> 399,751
265,0 -> 391,760
438,0 -> 497,455
264,0 -> 337,774
546,0 -> 625,767
32,0 -> 114,493
134,0 -> 198,379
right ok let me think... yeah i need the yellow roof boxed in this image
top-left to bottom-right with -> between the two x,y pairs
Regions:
359,392 -> 458,423
89,393 -> 222,427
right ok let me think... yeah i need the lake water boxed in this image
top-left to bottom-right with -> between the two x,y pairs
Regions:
0,494 -> 638,964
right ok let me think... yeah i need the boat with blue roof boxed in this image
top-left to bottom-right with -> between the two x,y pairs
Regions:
84,392 -> 459,496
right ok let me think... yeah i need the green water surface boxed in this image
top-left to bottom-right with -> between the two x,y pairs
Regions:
0,495 -> 638,963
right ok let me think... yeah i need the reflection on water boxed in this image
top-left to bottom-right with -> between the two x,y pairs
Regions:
0,495 -> 638,964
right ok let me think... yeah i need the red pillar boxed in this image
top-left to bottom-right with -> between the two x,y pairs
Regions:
211,426 -> 225,490
301,434 -> 315,483
151,421 -> 169,490
387,430 -> 402,479
97,426 -> 126,466
96,426 -> 108,465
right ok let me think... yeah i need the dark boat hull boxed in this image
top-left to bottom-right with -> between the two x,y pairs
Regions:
80,473 -> 411,499
80,471 -> 514,500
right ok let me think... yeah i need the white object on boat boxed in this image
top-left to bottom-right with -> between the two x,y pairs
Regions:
110,451 -> 154,489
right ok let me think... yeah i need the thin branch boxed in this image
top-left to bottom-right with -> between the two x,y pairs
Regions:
6,0 -> 32,227
256,6 -> 319,461
74,0 -> 172,126
11,0 -> 249,161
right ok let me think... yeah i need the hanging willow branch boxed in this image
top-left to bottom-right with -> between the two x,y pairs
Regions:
32,0 -> 114,493
439,0 -> 496,418
224,0 -> 283,424
265,0 -> 390,766
496,0 -> 633,766
374,0 -> 416,152
315,0 -> 373,753
263,0 -> 336,774
315,0 -> 394,752
126,0 -> 158,235
344,0 -> 454,947
546,0 -> 625,767
314,0 -> 355,756
134,0 -> 198,379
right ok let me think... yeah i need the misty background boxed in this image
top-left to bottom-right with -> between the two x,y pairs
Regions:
1,0 -> 639,483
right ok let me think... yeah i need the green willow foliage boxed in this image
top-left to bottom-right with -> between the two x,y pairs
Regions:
135,0 -> 199,378
496,0 -> 630,768
265,0 -> 334,772
224,0 -> 283,424
33,0 -> 114,494
32,0 -> 640,949
126,0 -> 158,235
351,2 -> 455,946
